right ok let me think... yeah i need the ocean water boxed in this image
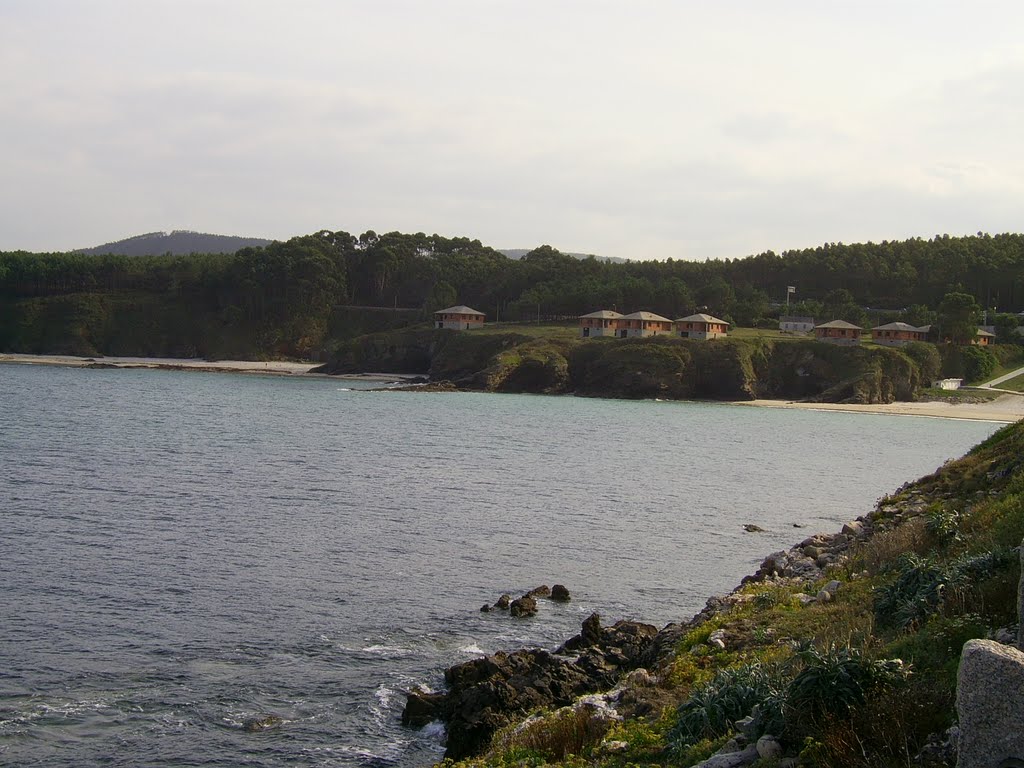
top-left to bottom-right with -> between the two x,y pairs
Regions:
0,363 -> 1001,767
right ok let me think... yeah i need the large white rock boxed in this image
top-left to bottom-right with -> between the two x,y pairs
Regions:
957,639 -> 1024,767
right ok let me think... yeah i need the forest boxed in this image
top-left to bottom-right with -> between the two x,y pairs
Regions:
1,230 -> 1023,359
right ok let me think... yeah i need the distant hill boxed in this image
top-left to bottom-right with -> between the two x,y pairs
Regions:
500,248 -> 629,264
75,231 -> 274,256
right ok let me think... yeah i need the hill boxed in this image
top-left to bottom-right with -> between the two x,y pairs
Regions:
75,230 -> 274,256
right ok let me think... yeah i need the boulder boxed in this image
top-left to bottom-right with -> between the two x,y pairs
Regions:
743,524 -> 765,533
550,584 -> 571,602
509,596 -> 538,617
480,604 -> 493,613
494,594 -> 511,610
402,688 -> 445,728
756,734 -> 783,759
242,714 -> 282,732
956,639 -> 1024,768
526,585 -> 551,598
693,743 -> 759,767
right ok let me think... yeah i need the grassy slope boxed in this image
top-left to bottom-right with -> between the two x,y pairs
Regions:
447,420 -> 1024,768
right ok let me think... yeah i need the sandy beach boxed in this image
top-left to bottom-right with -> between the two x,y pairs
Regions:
0,353 -> 419,382
734,394 -> 1024,423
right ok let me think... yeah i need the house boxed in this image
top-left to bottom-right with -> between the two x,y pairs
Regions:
578,310 -> 623,338
434,305 -> 485,330
779,316 -> 816,334
972,328 -> 996,346
933,378 -> 963,390
616,311 -> 674,338
814,320 -> 862,345
675,313 -> 730,340
870,322 -> 927,347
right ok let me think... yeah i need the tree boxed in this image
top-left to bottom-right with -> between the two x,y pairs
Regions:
937,292 -> 981,343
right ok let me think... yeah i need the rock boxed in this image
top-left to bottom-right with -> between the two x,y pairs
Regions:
756,734 -> 783,759
550,584 -> 571,602
743,524 -> 765,533
1019,541 -> 1024,651
581,612 -> 603,646
734,715 -> 756,739
956,639 -> 1024,768
402,688 -> 445,728
242,714 -> 282,732
526,585 -> 551,598
816,589 -> 832,603
480,604 -> 493,612
778,759 -> 798,768
802,545 -> 822,558
494,594 -> 511,610
992,626 -> 1016,645
694,743 -> 759,767
824,579 -> 842,594
600,740 -> 629,754
509,596 -> 538,617
792,593 -> 815,606
708,629 -> 728,650
792,522 -> 805,528
842,520 -> 865,537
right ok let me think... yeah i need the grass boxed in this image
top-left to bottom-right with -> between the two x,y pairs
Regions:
916,386 -> 1001,403
997,371 -> 1024,392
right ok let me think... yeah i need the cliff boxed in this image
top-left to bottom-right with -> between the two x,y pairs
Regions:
317,330 -> 924,404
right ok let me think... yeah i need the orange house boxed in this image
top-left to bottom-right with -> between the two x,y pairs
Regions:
578,310 -> 623,338
871,322 -> 927,347
617,311 -> 674,338
814,320 -> 862,345
972,328 -> 995,346
675,313 -> 730,340
434,305 -> 485,330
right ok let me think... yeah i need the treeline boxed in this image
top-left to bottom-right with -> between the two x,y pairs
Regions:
2,230 -> 1024,358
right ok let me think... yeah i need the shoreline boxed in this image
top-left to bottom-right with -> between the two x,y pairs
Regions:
4,353 -> 1022,422
0,353 -> 419,382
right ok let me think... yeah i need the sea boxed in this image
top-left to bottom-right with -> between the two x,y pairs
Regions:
0,363 -> 1002,767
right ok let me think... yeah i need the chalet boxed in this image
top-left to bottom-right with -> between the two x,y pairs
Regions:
578,310 -> 623,338
871,322 -> 927,347
814,320 -> 862,345
617,311 -> 674,338
779,316 -> 816,334
973,328 -> 996,346
434,305 -> 485,330
675,313 -> 730,340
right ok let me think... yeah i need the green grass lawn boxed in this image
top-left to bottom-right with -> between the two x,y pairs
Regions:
997,372 -> 1024,392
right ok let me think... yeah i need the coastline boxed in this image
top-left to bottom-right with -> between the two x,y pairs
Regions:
0,353 -> 418,382
731,394 -> 1024,424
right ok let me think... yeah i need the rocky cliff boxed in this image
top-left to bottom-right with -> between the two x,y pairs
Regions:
317,330 -> 924,404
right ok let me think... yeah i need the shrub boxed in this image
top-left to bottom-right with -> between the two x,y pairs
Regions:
668,663 -> 784,750
785,644 -> 909,734
903,341 -> 941,384
959,345 -> 997,382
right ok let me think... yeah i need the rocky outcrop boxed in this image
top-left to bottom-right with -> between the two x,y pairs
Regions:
956,639 -> 1024,768
403,613 -> 658,760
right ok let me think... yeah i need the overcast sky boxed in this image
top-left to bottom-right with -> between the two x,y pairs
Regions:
2,1 -> 1022,260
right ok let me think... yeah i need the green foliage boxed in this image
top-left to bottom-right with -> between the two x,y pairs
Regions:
959,345 -> 998,382
668,663 -> 785,750
784,644 -> 909,733
937,291 -> 982,343
901,341 -> 941,384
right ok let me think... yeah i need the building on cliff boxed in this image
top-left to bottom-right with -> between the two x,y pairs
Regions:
578,310 -> 623,338
814,319 -> 863,345
616,311 -> 674,338
779,315 -> 816,334
871,321 -> 928,347
434,306 -> 485,330
675,313 -> 730,340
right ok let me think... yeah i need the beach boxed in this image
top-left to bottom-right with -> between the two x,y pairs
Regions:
3,353 -> 1021,423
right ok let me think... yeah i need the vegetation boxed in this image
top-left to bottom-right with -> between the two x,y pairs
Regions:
4,229 -> 1024,361
446,419 -> 1024,767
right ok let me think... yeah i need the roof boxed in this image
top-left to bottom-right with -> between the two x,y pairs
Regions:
620,311 -> 673,322
779,316 -> 815,324
815,320 -> 862,330
578,310 -> 624,319
872,322 -> 925,332
976,328 -> 997,337
434,305 -> 485,316
676,313 -> 730,325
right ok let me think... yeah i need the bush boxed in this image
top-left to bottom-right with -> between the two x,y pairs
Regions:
960,345 -> 997,382
902,341 -> 941,384
668,663 -> 784,750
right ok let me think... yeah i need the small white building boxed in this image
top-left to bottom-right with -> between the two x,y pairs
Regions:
434,305 -> 485,330
933,378 -> 963,390
779,316 -> 816,334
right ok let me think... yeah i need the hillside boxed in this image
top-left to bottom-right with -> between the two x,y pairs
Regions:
75,230 -> 274,256
432,418 -> 1024,767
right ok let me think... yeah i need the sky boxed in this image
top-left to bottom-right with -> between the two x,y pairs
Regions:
2,1 -> 1023,261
